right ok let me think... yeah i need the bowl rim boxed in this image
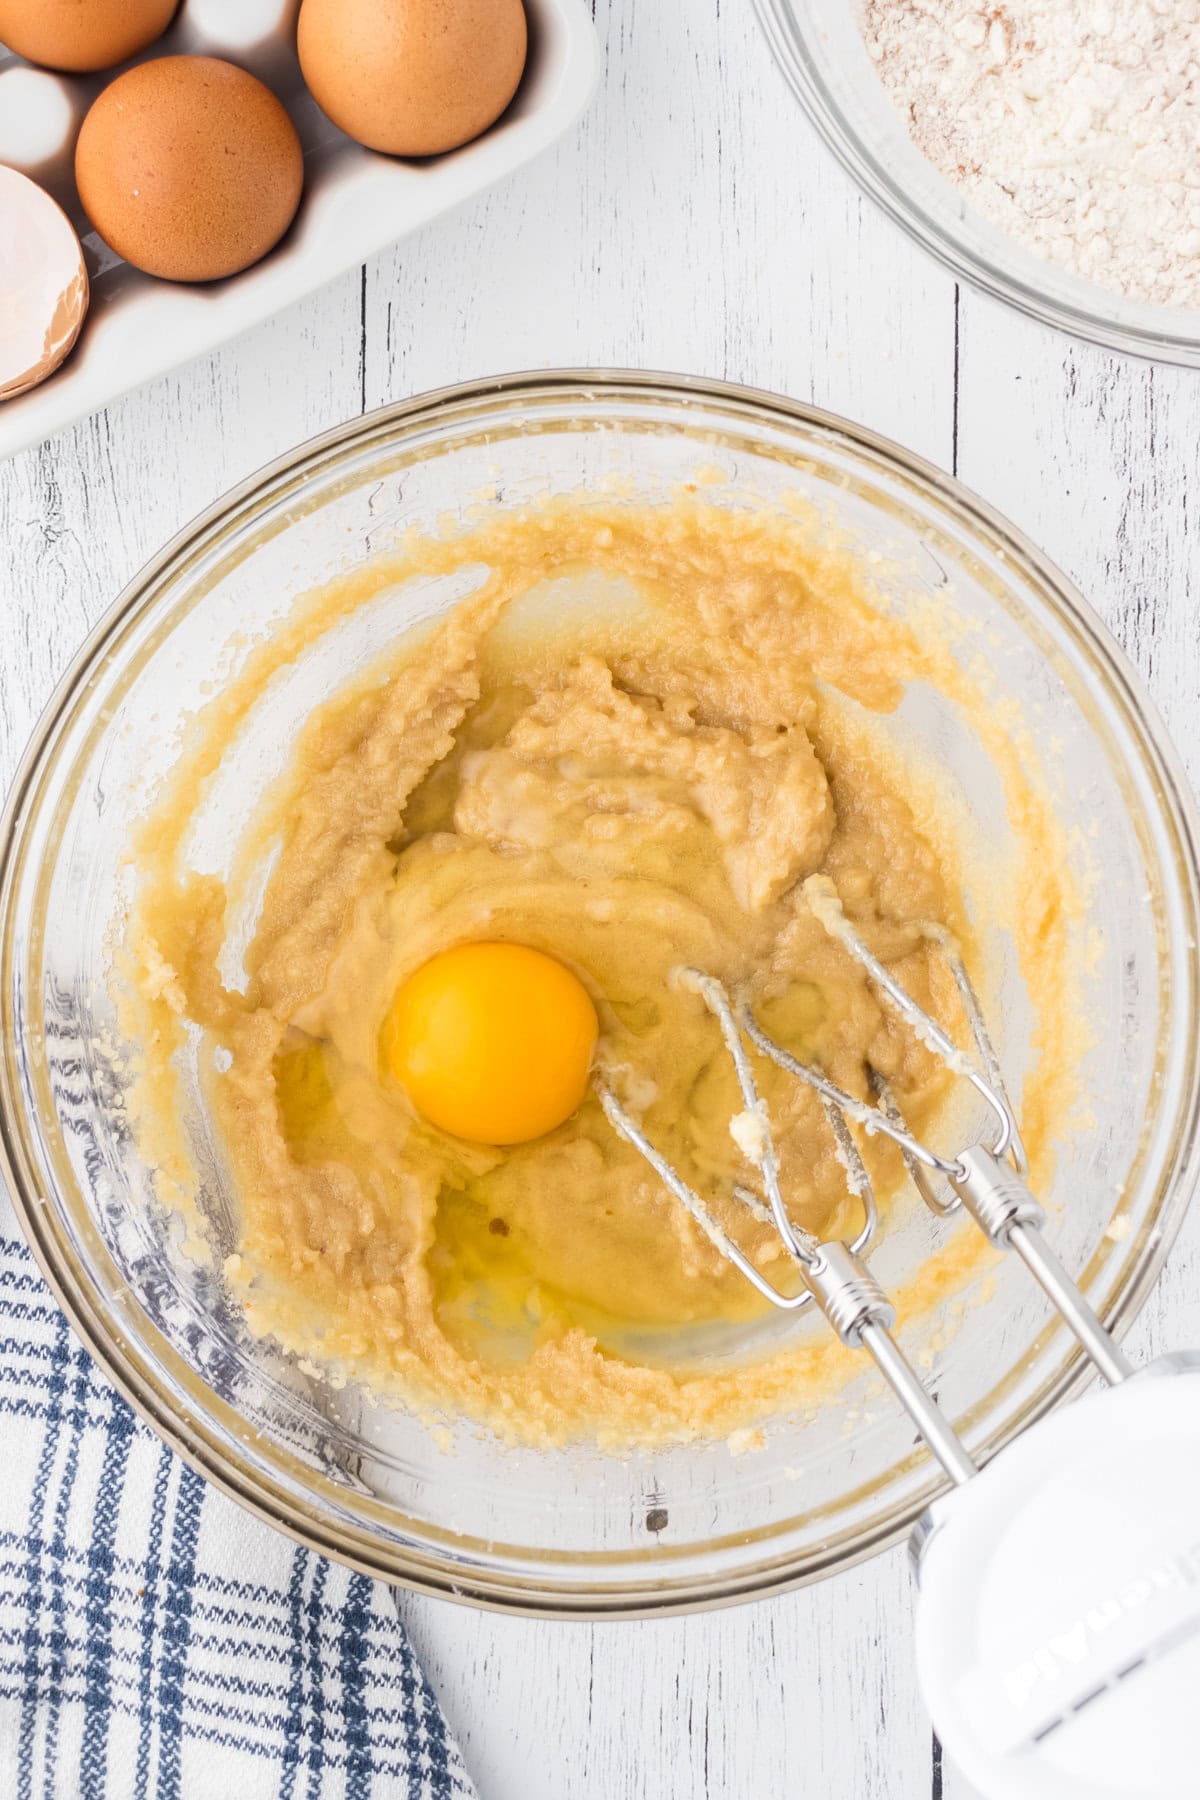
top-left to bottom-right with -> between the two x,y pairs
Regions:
3,366 -> 1199,1617
751,0 -> 1200,368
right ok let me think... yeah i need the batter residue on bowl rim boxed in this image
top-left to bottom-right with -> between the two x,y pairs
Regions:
120,494 -> 1076,1448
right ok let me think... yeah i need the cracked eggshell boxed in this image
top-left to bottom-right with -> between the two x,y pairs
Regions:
0,165 -> 88,401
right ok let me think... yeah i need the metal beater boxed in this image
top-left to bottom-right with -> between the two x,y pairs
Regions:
596,874 -> 1200,1800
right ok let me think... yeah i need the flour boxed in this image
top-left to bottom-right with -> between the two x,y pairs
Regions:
861,0 -> 1200,309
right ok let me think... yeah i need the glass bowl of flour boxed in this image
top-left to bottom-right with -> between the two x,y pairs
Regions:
755,0 -> 1200,365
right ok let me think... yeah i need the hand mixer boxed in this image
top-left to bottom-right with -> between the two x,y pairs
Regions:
597,876 -> 1200,1800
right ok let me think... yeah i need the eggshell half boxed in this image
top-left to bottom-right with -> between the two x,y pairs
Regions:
0,166 -> 88,401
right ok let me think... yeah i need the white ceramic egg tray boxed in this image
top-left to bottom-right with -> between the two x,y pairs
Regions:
0,0 -> 597,461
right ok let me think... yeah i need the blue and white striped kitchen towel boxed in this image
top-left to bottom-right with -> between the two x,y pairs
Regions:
0,1195 -> 477,1800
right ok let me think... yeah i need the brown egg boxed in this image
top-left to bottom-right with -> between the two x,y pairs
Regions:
74,56 -> 304,283
297,0 -> 527,158
0,165 -> 88,399
0,0 -> 179,74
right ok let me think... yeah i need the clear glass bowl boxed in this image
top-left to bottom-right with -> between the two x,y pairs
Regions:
754,0 -> 1200,367
2,371 -> 1199,1615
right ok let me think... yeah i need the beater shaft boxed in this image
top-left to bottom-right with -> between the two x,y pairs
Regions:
858,1324 -> 977,1487
784,1239 -> 978,1486
1008,1225 -> 1132,1385
950,1146 -> 1133,1386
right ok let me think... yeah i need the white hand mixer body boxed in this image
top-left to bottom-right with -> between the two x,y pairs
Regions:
597,881 -> 1200,1800
916,1355 -> 1200,1800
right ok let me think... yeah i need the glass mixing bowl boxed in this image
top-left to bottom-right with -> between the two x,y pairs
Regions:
754,0 -> 1200,367
2,372 -> 1198,1616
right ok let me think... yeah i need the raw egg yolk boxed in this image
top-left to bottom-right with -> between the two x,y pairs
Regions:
382,942 -> 599,1145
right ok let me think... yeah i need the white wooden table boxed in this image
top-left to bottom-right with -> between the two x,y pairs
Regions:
3,4 -> 1199,1796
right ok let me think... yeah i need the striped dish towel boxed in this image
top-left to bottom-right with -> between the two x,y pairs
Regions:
0,1200 -> 477,1800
